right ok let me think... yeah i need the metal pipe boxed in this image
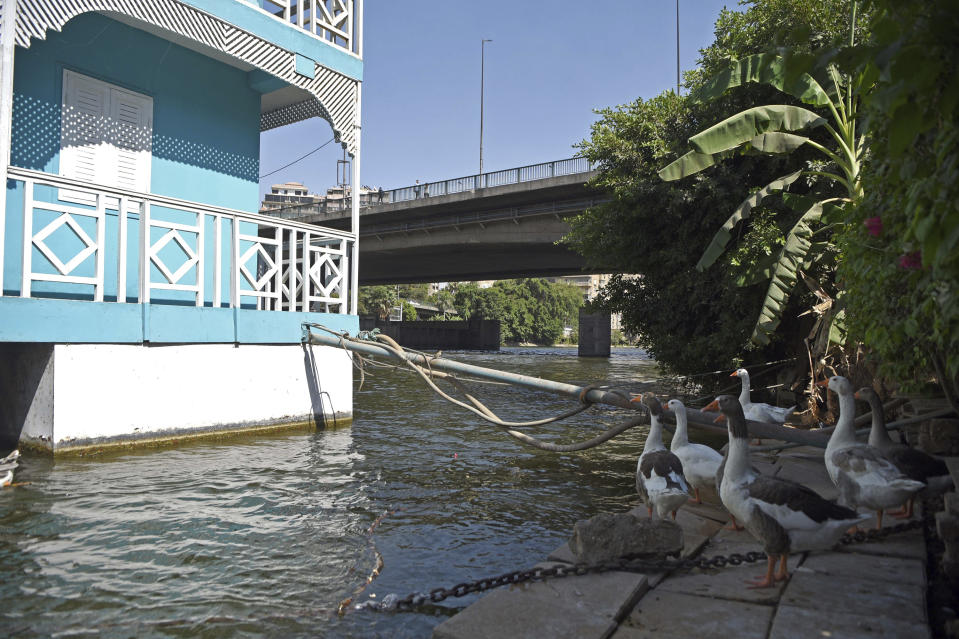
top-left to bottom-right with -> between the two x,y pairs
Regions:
305,327 -> 844,447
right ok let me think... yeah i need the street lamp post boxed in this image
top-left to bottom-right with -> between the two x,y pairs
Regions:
480,38 -> 492,176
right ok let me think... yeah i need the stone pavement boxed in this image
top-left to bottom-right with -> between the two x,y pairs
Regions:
432,446 -> 932,639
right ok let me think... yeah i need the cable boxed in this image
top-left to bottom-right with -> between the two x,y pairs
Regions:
259,137 -> 336,180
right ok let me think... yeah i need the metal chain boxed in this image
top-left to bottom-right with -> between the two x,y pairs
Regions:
354,519 -> 923,613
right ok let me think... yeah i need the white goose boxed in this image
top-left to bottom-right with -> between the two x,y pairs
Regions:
1,471 -> 12,487
665,399 -> 722,504
634,394 -> 690,520
707,394 -> 867,588
732,368 -> 796,424
860,386 -> 952,519
821,376 -> 925,529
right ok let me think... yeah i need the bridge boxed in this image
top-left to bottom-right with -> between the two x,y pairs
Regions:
266,157 -> 612,284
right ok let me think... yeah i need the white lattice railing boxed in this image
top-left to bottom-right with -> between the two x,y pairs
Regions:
4,167 -> 354,314
258,0 -> 361,57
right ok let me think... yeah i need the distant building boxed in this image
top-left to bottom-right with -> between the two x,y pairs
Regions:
260,182 -> 377,215
260,182 -> 325,210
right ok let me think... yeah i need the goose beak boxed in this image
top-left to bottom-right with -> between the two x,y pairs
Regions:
703,398 -> 720,413
730,371 -> 739,377
853,391 -> 861,400
714,414 -> 727,424
815,379 -> 829,387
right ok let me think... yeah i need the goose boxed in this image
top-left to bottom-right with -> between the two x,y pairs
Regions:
706,394 -> 867,588
665,399 -> 722,504
0,449 -> 18,465
731,369 -> 796,443
1,471 -> 12,487
633,394 -> 690,520
859,387 -> 953,519
820,376 -> 925,530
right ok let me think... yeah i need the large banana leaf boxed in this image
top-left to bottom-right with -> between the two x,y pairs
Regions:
696,170 -> 803,271
691,53 -> 832,107
750,201 -> 824,345
749,132 -> 810,153
657,150 -> 719,181
689,105 -> 825,155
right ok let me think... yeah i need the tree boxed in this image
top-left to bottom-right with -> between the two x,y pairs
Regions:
451,279 -> 583,345
401,300 -> 418,321
836,0 -> 959,402
660,2 -> 865,349
563,0 -> 858,376
358,285 -> 397,320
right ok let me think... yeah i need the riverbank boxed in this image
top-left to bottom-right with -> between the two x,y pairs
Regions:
433,443 -> 941,639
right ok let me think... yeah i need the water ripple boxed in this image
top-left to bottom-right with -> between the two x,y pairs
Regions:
0,347 -> 687,637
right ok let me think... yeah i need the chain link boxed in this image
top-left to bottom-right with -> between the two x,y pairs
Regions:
354,519 -> 923,613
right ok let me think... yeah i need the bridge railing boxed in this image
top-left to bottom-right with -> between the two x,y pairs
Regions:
384,156 -> 594,205
2,166 -> 355,314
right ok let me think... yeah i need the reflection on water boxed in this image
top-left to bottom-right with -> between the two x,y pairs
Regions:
0,347 -> 704,637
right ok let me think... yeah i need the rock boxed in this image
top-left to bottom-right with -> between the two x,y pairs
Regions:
568,512 -> 683,564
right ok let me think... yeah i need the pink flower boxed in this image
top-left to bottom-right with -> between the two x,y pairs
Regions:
898,251 -> 922,270
864,216 -> 883,237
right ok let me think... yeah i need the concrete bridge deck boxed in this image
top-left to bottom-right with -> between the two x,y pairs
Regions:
269,158 -> 614,284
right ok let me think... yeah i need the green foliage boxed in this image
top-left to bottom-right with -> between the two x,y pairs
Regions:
401,300 -> 418,321
837,0 -> 959,391
357,285 -> 397,320
452,279 -> 583,345
662,39 -> 864,346
396,283 -> 430,302
565,1 -> 858,375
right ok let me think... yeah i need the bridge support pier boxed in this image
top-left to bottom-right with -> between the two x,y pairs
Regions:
577,309 -> 611,358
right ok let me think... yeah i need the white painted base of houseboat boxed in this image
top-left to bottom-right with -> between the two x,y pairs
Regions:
0,342 -> 353,453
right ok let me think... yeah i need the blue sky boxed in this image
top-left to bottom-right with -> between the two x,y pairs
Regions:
258,1 -> 738,198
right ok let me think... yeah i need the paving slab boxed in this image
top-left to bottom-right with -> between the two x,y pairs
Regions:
779,570 -> 926,624
657,554 -> 796,605
611,590 -> 774,639
836,525 -> 926,560
773,459 -> 838,500
800,551 -> 925,586
432,563 -> 649,639
769,604 -> 932,639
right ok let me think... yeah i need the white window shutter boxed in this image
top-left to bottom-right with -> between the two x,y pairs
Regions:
109,87 -> 153,193
60,71 -> 153,208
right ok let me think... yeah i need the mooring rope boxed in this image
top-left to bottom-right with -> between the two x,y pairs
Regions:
305,325 -> 649,452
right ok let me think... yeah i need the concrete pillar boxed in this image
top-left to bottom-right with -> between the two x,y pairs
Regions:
578,309 -> 611,357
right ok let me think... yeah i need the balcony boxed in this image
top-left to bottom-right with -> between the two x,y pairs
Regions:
2,167 -> 353,320
255,0 -> 362,57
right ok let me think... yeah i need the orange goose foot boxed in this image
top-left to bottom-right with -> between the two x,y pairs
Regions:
891,499 -> 915,519
746,555 -> 778,589
724,516 -> 745,531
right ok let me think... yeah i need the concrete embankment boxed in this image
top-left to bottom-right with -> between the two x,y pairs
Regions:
433,445 -> 938,639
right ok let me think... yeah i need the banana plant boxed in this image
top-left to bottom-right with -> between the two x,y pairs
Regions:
659,33 -> 866,347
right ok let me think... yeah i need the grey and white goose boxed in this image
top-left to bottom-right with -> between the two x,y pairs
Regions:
706,394 -> 866,588
859,387 -> 952,519
665,399 -> 722,504
821,376 -> 925,530
634,394 -> 690,520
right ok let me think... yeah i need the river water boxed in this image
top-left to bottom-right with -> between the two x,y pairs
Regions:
0,347 -> 694,637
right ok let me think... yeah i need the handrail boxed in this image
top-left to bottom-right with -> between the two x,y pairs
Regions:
261,156 -> 596,222
384,156 -> 594,205
4,167 -> 355,313
8,167 -> 355,240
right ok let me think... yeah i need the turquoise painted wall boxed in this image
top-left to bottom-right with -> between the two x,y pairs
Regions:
10,12 -> 261,210
3,13 -> 265,302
